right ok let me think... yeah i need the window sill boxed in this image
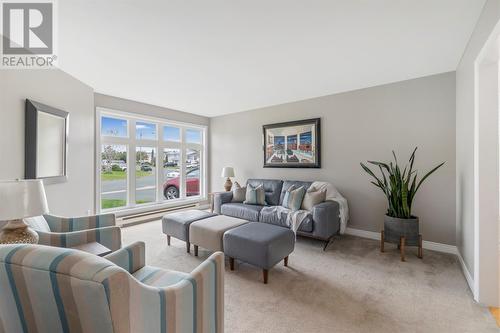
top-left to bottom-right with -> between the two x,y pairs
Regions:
103,196 -> 208,218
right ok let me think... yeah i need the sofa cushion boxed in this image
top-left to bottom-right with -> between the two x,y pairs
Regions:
243,184 -> 267,205
231,182 -> 246,202
220,203 -> 263,221
247,179 -> 283,206
279,180 -> 313,205
259,206 -> 313,232
301,188 -> 326,211
282,186 -> 306,211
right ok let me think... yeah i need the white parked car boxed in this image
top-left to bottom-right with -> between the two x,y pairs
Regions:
166,171 -> 180,178
111,160 -> 127,171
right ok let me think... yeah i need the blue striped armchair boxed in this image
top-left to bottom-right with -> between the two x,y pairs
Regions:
0,242 -> 224,333
23,213 -> 121,251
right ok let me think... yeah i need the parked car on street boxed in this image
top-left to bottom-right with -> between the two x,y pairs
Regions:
110,160 -> 127,171
163,167 -> 200,199
140,164 -> 152,172
166,170 -> 180,178
164,161 -> 177,167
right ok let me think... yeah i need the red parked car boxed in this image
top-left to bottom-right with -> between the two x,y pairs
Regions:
163,167 -> 200,199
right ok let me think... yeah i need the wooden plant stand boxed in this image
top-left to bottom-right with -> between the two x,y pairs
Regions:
380,230 -> 423,262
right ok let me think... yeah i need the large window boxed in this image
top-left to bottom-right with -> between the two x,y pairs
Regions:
97,109 -> 207,212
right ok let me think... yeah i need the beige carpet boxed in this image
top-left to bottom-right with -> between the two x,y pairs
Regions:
122,220 -> 498,333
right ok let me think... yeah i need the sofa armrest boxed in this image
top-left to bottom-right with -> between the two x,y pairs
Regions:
37,226 -> 122,251
311,201 -> 340,240
43,213 -> 116,232
213,192 -> 233,214
104,241 -> 145,274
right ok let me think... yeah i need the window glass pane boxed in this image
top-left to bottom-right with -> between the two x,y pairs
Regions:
101,145 -> 127,209
186,129 -> 202,144
101,116 -> 127,137
136,147 -> 156,204
185,148 -> 200,196
162,148 -> 181,200
136,122 -> 156,140
163,126 -> 180,142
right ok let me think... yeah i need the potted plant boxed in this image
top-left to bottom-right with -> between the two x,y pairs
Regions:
360,148 -> 444,259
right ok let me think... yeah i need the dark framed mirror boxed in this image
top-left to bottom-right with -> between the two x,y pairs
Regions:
25,99 -> 69,184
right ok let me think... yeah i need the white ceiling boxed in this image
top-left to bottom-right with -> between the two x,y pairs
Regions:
59,0 -> 486,117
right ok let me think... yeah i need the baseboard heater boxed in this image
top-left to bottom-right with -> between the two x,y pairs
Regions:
119,203 -> 200,227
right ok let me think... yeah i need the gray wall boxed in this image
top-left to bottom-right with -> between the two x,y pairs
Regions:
0,69 -> 95,216
210,72 -> 456,245
456,0 -> 500,277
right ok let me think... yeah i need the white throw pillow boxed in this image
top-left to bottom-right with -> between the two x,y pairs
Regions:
301,188 -> 326,211
231,182 -> 246,202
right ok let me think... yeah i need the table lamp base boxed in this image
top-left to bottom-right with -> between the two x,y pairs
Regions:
0,219 -> 39,244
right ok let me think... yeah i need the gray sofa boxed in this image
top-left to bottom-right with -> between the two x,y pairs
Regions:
213,179 -> 340,245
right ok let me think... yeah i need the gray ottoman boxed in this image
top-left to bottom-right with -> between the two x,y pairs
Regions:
223,222 -> 295,284
162,210 -> 216,253
189,215 -> 248,256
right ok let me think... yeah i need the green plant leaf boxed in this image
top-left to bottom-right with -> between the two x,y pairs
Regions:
415,162 -> 445,194
361,149 -> 444,219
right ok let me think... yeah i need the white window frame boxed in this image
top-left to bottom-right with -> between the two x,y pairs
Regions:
95,107 -> 208,215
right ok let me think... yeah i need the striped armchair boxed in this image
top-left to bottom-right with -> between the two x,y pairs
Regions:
0,242 -> 224,333
23,213 -> 121,251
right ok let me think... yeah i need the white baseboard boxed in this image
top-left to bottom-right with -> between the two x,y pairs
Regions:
344,227 -> 475,293
456,251 -> 475,294
344,227 -> 457,254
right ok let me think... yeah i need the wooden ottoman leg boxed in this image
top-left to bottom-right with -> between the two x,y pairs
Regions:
229,257 -> 235,271
400,236 -> 406,262
186,241 -> 191,253
194,245 -> 199,257
418,234 -> 423,259
284,256 -> 289,267
167,235 -> 171,246
263,269 -> 268,284
380,230 -> 384,253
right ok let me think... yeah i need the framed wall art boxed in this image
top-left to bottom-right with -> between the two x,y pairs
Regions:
263,118 -> 321,168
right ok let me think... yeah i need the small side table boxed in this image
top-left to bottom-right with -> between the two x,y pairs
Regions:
380,230 -> 423,262
71,242 -> 112,257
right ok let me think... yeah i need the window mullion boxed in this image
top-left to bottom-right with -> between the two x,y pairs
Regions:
129,120 -> 136,208
157,125 -> 163,203
180,128 -> 186,200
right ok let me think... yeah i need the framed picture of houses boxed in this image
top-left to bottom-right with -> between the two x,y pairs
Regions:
263,118 -> 321,168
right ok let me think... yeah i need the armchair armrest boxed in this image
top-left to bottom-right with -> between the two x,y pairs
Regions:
43,213 -> 116,232
97,251 -> 225,333
311,201 -> 340,240
104,241 -> 145,274
213,192 -> 233,214
187,251 -> 224,333
37,226 -> 122,251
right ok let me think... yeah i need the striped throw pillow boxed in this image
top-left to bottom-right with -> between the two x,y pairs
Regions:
244,184 -> 267,205
283,186 -> 306,211
282,185 -> 297,208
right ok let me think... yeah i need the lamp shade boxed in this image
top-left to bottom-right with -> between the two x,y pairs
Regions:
221,167 -> 235,178
0,180 -> 49,221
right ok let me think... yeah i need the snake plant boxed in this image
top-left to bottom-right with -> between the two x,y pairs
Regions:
360,148 -> 444,219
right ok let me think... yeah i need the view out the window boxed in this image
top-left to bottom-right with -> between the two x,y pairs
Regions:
136,146 -> 156,204
101,144 -> 128,209
98,112 -> 205,211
